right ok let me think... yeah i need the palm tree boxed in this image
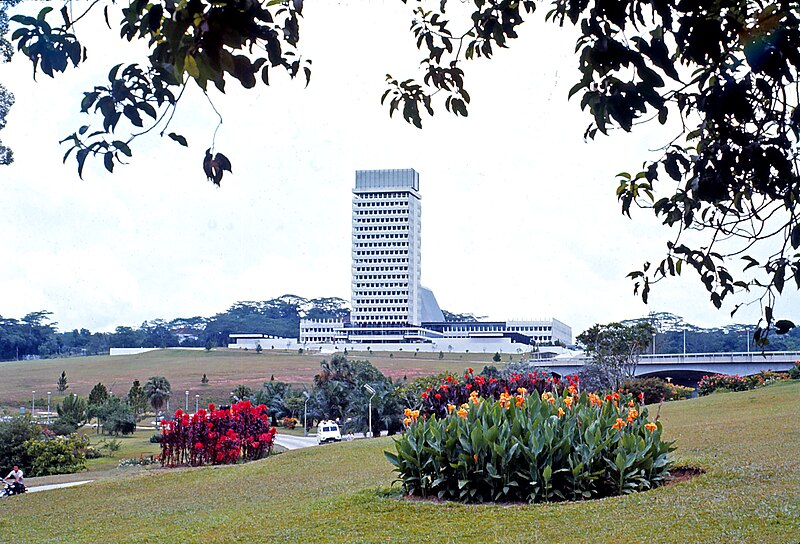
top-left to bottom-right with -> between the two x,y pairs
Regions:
144,376 -> 171,415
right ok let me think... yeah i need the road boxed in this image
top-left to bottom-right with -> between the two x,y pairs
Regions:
274,434 -> 318,450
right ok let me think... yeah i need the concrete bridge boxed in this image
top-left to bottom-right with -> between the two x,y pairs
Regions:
546,351 -> 800,386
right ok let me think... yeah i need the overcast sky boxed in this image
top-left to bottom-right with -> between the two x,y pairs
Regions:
1,1 -> 796,338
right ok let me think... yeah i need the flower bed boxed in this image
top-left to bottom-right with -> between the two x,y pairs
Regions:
698,370 -> 787,396
387,388 -> 673,503
159,400 -> 276,467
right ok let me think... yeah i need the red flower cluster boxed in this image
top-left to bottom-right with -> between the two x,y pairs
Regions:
419,371 -> 577,418
160,400 -> 277,467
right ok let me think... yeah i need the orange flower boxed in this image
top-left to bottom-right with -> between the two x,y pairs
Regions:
515,395 -> 524,407
541,392 -> 555,404
588,393 -> 602,407
567,385 -> 577,395
517,387 -> 527,396
457,407 -> 469,419
469,391 -> 480,405
612,418 -> 627,431
403,417 -> 411,426
447,403 -> 456,413
645,423 -> 657,432
564,396 -> 574,409
627,408 -> 639,422
473,454 -> 478,462
499,392 -> 512,409
557,408 -> 565,417
628,400 -> 635,407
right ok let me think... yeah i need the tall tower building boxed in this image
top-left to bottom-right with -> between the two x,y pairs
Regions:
351,169 -> 422,327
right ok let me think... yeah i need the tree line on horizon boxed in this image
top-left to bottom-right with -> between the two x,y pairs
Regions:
1,302 -> 799,363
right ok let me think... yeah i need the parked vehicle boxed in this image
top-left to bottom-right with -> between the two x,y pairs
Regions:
317,420 -> 342,444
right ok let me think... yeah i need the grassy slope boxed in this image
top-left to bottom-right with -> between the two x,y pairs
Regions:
0,349 -> 490,408
1,382 -> 798,543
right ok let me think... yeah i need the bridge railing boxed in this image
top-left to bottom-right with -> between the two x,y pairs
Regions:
546,351 -> 800,367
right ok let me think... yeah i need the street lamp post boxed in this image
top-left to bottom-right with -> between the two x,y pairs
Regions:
185,390 -> 189,411
363,384 -> 376,438
31,390 -> 35,418
303,391 -> 310,437
195,394 -> 199,413
47,392 -> 51,424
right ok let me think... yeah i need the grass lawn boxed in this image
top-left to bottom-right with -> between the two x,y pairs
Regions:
1,381 -> 798,543
0,349 -> 492,410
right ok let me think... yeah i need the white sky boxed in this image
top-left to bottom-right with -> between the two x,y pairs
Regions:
1,1 -> 797,336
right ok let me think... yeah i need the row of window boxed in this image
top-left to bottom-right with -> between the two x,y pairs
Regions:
355,224 -> 409,231
354,242 -> 408,248
355,192 -> 410,199
354,290 -> 409,296
354,208 -> 409,215
353,282 -> 409,288
354,258 -> 409,265
353,306 -> 408,319
354,274 -> 410,280
354,218 -> 409,225
355,234 -> 410,240
354,250 -> 408,256
354,297 -> 408,305
354,266 -> 409,272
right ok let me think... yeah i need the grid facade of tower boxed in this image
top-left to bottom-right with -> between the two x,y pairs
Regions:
351,169 -> 422,327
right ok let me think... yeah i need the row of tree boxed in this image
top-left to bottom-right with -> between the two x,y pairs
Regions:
0,295 -> 350,361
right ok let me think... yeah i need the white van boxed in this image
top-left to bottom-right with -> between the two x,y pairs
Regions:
317,420 -> 342,444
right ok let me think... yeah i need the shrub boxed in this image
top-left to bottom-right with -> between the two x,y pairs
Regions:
418,368 -> 570,418
698,372 -> 785,396
49,421 -> 78,436
387,390 -> 673,503
789,361 -> 800,380
664,383 -> 694,401
0,415 -> 40,472
621,377 -> 669,404
159,400 -> 276,467
24,434 -> 87,476
282,417 -> 299,429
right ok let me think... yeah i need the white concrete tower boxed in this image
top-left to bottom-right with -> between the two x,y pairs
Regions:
351,169 -> 422,327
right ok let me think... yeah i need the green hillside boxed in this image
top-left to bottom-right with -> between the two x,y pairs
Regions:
1,382 -> 798,543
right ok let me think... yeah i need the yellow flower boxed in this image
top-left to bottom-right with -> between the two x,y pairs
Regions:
612,418 -> 627,431
541,392 -> 555,404
469,391 -> 480,405
557,408 -> 565,417
457,407 -> 468,419
645,422 -> 657,432
447,403 -> 456,413
517,387 -> 527,395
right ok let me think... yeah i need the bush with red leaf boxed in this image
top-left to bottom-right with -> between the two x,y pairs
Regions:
419,368 -> 577,418
159,400 -> 276,467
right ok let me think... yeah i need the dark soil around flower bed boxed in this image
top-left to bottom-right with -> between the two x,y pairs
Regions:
666,465 -> 705,485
